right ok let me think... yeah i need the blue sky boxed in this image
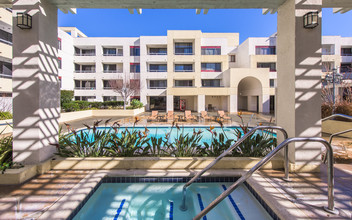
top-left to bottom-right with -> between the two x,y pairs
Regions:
58,9 -> 352,43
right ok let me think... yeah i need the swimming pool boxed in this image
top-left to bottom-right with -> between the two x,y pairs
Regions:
71,177 -> 276,220
79,126 -> 275,146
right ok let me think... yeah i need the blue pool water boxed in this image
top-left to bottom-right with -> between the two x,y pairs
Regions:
73,182 -> 273,220
80,126 -> 275,146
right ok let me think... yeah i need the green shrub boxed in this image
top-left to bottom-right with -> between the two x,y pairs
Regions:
0,112 -> 12,120
130,99 -> 143,109
74,101 -> 90,110
102,101 -> 124,107
89,102 -> 103,109
60,90 -> 74,105
62,102 -> 80,112
0,127 -> 13,173
322,102 -> 352,119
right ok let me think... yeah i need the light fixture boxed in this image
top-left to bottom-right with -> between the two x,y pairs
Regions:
303,11 -> 319,29
17,12 -> 32,29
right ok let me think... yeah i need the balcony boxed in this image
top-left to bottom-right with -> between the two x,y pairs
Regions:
103,70 -> 122,73
103,53 -> 123,56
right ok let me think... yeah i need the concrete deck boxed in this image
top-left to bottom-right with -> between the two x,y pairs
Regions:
0,164 -> 350,219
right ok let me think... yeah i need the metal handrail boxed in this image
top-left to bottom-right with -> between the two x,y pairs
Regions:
323,129 -> 352,163
322,113 -> 352,122
193,137 -> 338,220
180,125 -> 289,211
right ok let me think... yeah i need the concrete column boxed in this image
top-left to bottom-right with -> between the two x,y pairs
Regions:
12,0 -> 59,165
229,95 -> 237,113
167,95 -> 173,112
262,94 -> 270,113
197,94 -> 205,113
277,0 -> 322,172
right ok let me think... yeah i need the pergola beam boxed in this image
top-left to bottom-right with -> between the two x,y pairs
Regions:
262,8 -> 277,15
333,7 -> 352,14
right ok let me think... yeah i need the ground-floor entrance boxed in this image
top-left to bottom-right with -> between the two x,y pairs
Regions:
173,96 -> 197,111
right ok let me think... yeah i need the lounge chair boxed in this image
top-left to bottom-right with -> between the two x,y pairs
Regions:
164,110 -> 174,121
200,111 -> 212,121
218,110 -> 231,122
147,111 -> 158,121
185,110 -> 197,121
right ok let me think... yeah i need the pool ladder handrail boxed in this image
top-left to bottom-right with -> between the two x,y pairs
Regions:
322,113 -> 352,122
180,125 -> 289,211
193,137 -> 338,220
322,114 -> 352,163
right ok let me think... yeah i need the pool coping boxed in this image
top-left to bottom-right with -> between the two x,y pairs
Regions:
38,169 -> 309,220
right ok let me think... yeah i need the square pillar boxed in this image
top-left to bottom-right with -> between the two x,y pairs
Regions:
197,94 -> 205,113
12,0 -> 59,165
277,0 -> 322,172
262,94 -> 270,114
167,95 -> 173,112
229,95 -> 238,113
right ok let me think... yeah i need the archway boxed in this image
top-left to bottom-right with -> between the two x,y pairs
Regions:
237,76 -> 262,112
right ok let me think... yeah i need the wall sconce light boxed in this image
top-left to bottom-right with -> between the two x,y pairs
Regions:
303,11 -> 319,29
17,13 -> 32,29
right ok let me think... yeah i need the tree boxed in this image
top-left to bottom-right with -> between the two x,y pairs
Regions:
109,76 -> 140,110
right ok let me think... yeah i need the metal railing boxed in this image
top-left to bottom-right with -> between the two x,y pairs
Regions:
322,114 -> 352,163
180,126 -> 289,211
193,137 -> 338,219
322,113 -> 352,122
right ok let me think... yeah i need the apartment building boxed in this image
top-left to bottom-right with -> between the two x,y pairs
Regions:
0,8 -> 12,95
58,28 -> 273,113
0,8 -> 12,111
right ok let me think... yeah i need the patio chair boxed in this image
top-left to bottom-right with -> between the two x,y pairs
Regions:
200,111 -> 212,121
185,110 -> 197,121
218,110 -> 231,122
147,111 -> 158,121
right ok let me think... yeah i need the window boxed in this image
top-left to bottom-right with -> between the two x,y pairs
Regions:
257,62 -> 276,72
130,63 -> 140,73
230,55 -> 236,62
202,79 -> 221,87
75,80 -> 96,89
341,48 -> 352,56
174,64 -> 193,72
175,80 -> 193,87
149,64 -> 167,72
103,96 -> 117,101
201,46 -> 221,55
130,46 -> 140,56
270,79 -> 276,88
0,29 -> 12,45
75,96 -> 96,101
0,61 -> 12,77
74,47 -> 95,56
255,46 -> 276,55
149,80 -> 167,89
58,38 -> 62,50
0,93 -> 12,97
58,57 -> 62,69
103,64 -> 117,73
341,63 -> 352,73
175,43 -> 193,55
103,48 -> 116,56
59,76 -> 62,88
201,63 -> 221,72
149,48 -> 167,55
103,80 -> 112,89
81,65 -> 95,72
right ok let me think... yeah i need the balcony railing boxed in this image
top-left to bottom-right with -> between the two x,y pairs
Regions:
175,69 -> 194,72
75,53 -> 96,56
148,86 -> 167,89
201,85 -> 224,88
103,87 -> 113,90
148,69 -> 167,72
322,51 -> 335,55
174,52 -> 194,55
74,70 -> 96,73
103,70 -> 123,73
0,74 -> 12,79
103,53 -> 123,56
75,87 -> 96,90
173,86 -> 195,88
341,53 -> 352,56
148,52 -> 167,55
